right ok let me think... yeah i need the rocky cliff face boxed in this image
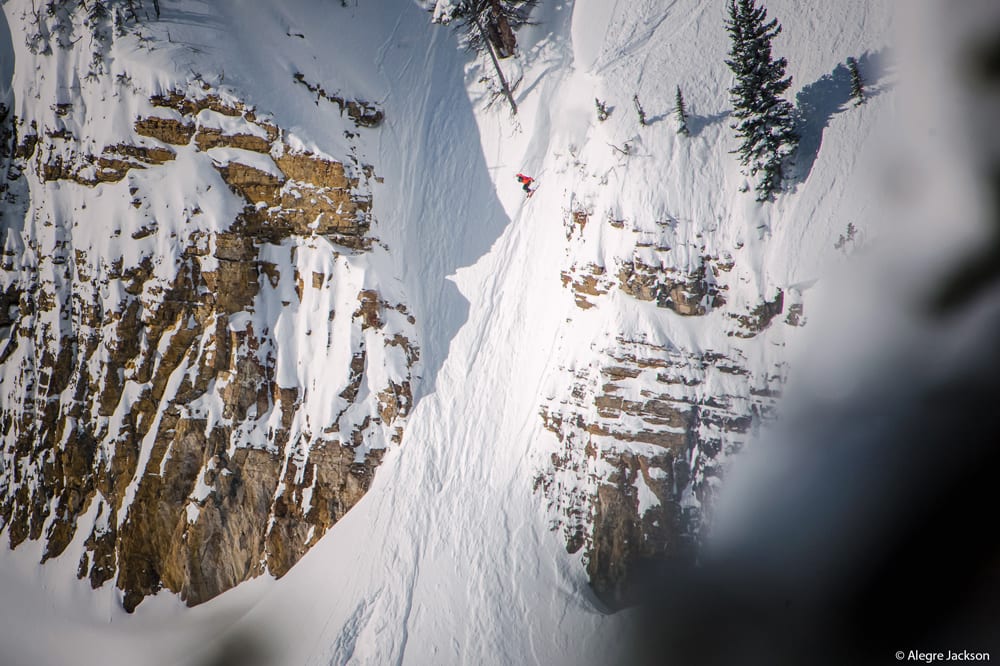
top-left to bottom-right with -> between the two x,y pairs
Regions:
0,0 -> 890,638
513,0 -> 882,610
539,202 -> 801,609
0,1 -> 415,611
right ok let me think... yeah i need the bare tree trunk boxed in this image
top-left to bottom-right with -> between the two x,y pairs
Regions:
487,0 -> 517,57
473,13 -> 517,115
633,94 -> 647,126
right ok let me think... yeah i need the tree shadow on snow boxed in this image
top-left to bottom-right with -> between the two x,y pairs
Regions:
792,48 -> 892,185
645,112 -> 669,125
687,110 -> 730,137
642,109 -> 727,136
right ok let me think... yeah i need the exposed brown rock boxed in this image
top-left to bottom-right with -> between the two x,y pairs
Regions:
15,126 -> 39,160
104,142 -> 176,164
265,442 -> 383,577
215,161 -> 283,206
729,289 -> 784,338
292,72 -> 384,128
561,263 -> 608,309
785,301 -> 804,327
618,257 -> 726,316
134,116 -> 196,145
150,91 -> 244,118
219,149 -> 373,245
587,452 -> 682,608
274,151 -> 349,186
540,340 -> 784,609
1,86 -> 415,614
354,290 -> 383,329
38,137 -> 176,186
0,285 -> 20,328
194,128 -> 271,153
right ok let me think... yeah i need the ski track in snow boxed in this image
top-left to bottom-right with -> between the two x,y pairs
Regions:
0,0 -> 900,664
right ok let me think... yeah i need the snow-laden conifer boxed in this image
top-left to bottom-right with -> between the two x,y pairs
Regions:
675,85 -> 689,136
847,56 -> 865,105
725,0 -> 798,201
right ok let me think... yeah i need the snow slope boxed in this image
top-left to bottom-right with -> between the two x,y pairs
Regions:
0,0 -> 904,664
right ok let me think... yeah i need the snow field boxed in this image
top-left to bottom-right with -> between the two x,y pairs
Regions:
0,0 -> 905,664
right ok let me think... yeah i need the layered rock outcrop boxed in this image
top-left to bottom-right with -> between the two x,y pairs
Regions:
0,7 -> 415,612
541,209 -> 794,608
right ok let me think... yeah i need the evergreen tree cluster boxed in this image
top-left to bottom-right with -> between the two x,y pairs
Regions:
725,0 -> 798,201
429,0 -> 866,204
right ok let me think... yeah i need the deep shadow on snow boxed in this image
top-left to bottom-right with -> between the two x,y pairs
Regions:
793,48 -> 891,184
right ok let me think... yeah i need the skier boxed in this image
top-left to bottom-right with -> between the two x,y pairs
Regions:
516,173 -> 535,196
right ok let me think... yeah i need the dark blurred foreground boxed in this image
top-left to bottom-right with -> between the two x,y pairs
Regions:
626,3 -> 1000,664
629,316 -> 1000,665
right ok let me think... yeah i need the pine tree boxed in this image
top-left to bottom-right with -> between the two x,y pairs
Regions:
674,85 -> 689,136
847,56 -> 865,106
725,0 -> 798,201
595,98 -> 610,122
